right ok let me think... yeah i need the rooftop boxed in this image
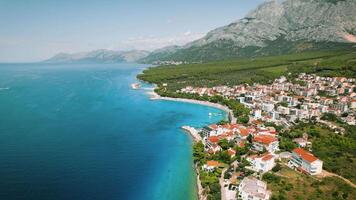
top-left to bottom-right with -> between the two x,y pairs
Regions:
293,148 -> 318,163
253,135 -> 278,145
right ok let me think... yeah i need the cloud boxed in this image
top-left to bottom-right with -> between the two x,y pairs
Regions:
114,31 -> 205,51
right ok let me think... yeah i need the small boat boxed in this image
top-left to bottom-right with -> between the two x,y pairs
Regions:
131,83 -> 141,89
208,112 -> 212,116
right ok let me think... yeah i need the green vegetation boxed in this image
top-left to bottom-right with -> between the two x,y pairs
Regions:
324,0 -> 347,4
286,123 -> 356,184
155,91 -> 250,123
193,142 -> 221,200
141,35 -> 355,63
263,167 -> 356,200
138,50 -> 356,92
321,113 -> 344,124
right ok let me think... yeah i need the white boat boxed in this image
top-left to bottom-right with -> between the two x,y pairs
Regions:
131,83 -> 141,89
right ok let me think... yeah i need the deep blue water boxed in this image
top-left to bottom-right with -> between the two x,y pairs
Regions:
0,63 -> 225,200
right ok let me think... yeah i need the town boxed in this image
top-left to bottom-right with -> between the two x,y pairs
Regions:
180,74 -> 355,200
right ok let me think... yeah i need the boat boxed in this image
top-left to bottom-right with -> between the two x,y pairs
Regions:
131,83 -> 141,89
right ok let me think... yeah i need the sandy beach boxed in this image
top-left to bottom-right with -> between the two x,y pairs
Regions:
147,90 -> 237,124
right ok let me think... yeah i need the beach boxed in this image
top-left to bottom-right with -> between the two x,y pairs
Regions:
147,90 -> 237,124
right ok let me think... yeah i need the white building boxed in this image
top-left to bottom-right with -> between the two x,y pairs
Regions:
202,160 -> 220,172
238,177 -> 271,200
252,135 -> 279,153
262,103 -> 274,112
288,148 -> 323,175
254,109 -> 262,119
247,153 -> 276,173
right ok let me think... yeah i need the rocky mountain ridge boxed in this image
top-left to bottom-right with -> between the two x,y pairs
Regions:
141,0 -> 356,63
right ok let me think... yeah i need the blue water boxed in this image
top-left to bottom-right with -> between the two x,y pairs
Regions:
0,63 -> 225,200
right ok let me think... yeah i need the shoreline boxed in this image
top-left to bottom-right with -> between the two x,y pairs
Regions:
142,86 -> 233,200
181,126 -> 206,200
147,90 -> 237,124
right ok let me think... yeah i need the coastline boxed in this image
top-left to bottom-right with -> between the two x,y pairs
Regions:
181,126 -> 206,200
147,90 -> 237,124
146,88 -> 233,200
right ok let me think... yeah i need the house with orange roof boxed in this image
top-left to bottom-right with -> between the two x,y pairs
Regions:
288,148 -> 323,175
252,135 -> 279,153
205,136 -> 222,154
246,153 -> 276,173
227,148 -> 236,158
237,128 -> 250,139
202,160 -> 220,172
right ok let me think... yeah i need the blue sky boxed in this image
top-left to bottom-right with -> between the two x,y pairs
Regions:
0,0 -> 265,62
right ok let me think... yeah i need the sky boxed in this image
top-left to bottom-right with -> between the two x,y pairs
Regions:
0,0 -> 265,62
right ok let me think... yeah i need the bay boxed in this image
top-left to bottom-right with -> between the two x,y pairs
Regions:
0,63 -> 225,200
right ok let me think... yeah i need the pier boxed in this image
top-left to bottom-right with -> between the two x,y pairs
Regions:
181,126 -> 202,142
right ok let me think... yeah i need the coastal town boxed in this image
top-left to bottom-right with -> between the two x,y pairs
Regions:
175,73 -> 356,200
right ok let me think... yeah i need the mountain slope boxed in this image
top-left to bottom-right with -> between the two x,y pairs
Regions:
45,49 -> 150,63
141,0 -> 356,63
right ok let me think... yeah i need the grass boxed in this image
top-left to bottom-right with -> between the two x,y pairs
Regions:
264,166 -> 356,200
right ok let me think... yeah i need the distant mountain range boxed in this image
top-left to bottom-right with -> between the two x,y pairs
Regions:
44,49 -> 150,63
45,0 -> 356,64
141,0 -> 356,63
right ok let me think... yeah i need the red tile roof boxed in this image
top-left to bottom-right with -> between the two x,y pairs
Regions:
261,154 -> 274,161
227,148 -> 236,156
253,135 -> 278,145
207,160 -> 220,167
293,148 -> 318,163
208,136 -> 220,143
209,124 -> 218,130
239,128 -> 249,136
222,124 -> 231,129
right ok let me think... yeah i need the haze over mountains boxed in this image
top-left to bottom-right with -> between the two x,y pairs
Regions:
44,49 -> 150,63
46,0 -> 356,64
141,0 -> 356,63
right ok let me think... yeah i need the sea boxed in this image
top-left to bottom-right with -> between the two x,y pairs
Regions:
0,63 -> 226,200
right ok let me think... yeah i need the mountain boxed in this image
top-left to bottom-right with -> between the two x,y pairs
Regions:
141,0 -> 356,63
45,49 -> 150,63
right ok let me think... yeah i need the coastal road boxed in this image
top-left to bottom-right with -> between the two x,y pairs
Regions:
220,167 -> 228,200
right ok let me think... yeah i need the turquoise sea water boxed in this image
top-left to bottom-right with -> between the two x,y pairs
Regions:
0,63 -> 225,200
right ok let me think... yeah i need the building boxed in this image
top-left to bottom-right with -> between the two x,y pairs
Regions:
247,153 -> 276,173
252,135 -> 279,153
202,160 -> 220,172
288,148 -> 323,175
205,136 -> 222,154
238,177 -> 271,200
227,148 -> 236,158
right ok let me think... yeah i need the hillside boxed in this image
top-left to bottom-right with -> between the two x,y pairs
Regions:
138,50 -> 356,92
44,49 -> 150,63
141,0 -> 356,63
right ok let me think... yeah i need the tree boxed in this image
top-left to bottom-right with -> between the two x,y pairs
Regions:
272,163 -> 282,172
193,142 -> 205,164
279,138 -> 297,152
218,139 -> 230,150
218,151 -> 231,163
247,134 -> 253,144
238,115 -> 249,124
217,120 -> 229,125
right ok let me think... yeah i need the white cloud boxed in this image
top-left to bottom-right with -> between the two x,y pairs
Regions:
114,31 -> 205,51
